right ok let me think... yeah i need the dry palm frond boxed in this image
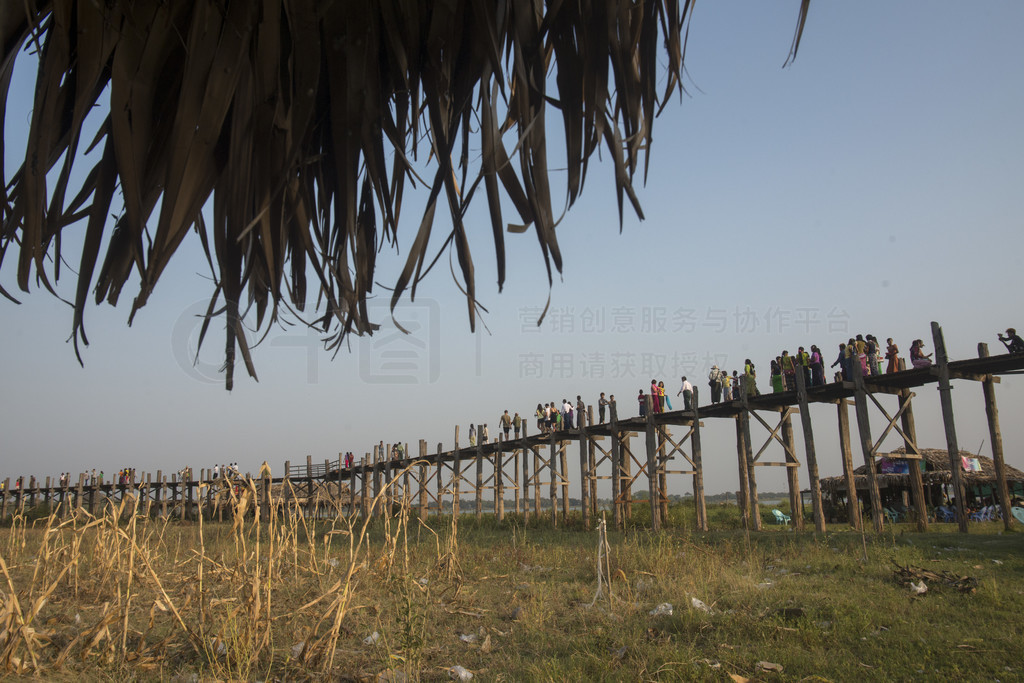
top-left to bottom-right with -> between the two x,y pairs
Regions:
0,1 -> 810,388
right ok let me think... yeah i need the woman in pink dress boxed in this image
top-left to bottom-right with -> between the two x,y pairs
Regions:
650,379 -> 662,413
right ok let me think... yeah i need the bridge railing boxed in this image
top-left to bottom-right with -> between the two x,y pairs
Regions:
287,458 -> 342,479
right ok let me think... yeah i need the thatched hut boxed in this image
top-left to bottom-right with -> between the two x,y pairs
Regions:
819,447 -> 1024,522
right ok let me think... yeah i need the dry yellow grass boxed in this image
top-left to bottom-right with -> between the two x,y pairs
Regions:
1,487 -> 1022,681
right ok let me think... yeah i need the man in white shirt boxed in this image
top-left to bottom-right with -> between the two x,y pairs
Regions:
677,376 -> 693,411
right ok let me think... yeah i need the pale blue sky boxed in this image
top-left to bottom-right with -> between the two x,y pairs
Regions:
2,1 -> 1022,498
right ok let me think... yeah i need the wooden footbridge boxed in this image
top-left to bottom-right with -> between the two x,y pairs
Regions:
4,322 -> 1022,534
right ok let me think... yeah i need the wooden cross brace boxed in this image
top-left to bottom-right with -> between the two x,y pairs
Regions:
656,426 -> 696,470
866,390 -> 920,458
580,435 -> 612,481
452,459 -> 478,493
525,448 -> 553,489
749,407 -> 799,463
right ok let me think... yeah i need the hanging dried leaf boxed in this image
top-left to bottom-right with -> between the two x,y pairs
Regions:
0,1 -> 810,388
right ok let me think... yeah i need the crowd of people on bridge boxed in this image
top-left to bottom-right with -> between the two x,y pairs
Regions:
533,396 -> 588,434
328,325 -> 1024,470
212,463 -> 240,480
617,327 -> 1022,423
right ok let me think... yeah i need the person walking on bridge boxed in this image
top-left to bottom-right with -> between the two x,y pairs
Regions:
677,376 -> 693,410
885,338 -> 900,373
649,380 -> 661,413
744,360 -> 758,396
500,410 -> 512,440
658,381 -> 671,410
797,346 -> 811,387
809,346 -> 824,386
708,365 -> 724,403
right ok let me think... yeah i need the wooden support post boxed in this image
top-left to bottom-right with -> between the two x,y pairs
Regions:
419,440 -> 429,522
514,439 -> 522,516
359,456 -> 369,518
781,410 -> 803,530
88,475 -> 98,517
346,460 -> 355,518
559,441 -> 569,523
794,368 -> 825,532
654,426 -> 667,522
333,454 -> 342,512
897,388 -> 929,532
153,470 -> 162,518
979,343 -> 1013,531
1,479 -> 11,520
521,442 -> 531,522
261,470 -> 271,522
587,407 -> 597,518
549,430 -> 558,526
644,394 -> 660,531
622,433 -> 633,520
324,458 -> 333,515
383,444 -> 393,514
692,388 -> 708,531
402,444 -> 411,511
610,401 -> 622,530
495,437 -> 504,521
374,452 -> 384,519
739,382 -> 761,530
283,461 -> 290,511
837,399 -> 862,530
436,443 -> 444,517
931,322 -> 968,532
734,416 -> 749,528
475,426 -> 484,521
1,477 -> 10,519
851,353 -> 885,532
533,444 -> 542,519
742,415 -> 760,529
453,426 -> 462,518
182,473 -> 190,522
216,473 -> 225,523
578,410 -> 591,529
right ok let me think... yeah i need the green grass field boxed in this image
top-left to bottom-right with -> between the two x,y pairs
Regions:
0,498 -> 1020,681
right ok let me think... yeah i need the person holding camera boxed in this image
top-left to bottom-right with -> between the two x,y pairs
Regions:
998,327 -> 1024,354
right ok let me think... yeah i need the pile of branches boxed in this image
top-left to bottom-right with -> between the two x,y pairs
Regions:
0,1 -> 809,387
892,561 -> 978,594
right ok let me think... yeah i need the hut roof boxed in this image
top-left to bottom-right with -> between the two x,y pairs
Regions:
820,447 -> 1024,493
0,2 -> 811,390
